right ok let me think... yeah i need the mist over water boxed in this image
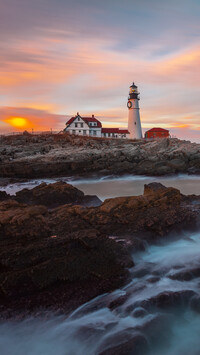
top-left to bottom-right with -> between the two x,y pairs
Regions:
2,174 -> 200,199
1,175 -> 200,355
1,232 -> 200,355
70,174 -> 200,200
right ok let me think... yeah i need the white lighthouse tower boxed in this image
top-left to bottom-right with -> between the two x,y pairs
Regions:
127,82 -> 143,139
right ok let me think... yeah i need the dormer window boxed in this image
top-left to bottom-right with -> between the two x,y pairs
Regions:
77,117 -> 80,121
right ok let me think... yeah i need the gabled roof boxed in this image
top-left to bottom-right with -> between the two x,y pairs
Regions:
146,127 -> 169,133
66,115 -> 102,128
66,117 -> 76,126
82,117 -> 102,128
102,128 -> 129,134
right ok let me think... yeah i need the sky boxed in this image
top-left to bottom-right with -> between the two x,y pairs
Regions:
0,0 -> 200,142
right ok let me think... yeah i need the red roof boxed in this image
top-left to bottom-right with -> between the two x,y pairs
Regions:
118,129 -> 130,134
146,127 -> 169,133
66,117 -> 75,125
102,128 -> 119,133
66,115 -> 102,128
102,128 -> 129,134
82,117 -> 102,127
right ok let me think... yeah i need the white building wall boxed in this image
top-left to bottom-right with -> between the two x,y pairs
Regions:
119,133 -> 130,139
101,133 -> 117,138
89,128 -> 101,137
65,117 -> 90,136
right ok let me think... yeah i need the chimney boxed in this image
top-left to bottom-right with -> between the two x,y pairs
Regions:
92,114 -> 94,118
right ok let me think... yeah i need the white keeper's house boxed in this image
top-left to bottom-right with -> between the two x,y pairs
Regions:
64,113 -> 130,139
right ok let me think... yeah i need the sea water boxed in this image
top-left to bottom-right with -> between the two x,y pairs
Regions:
1,174 -> 200,199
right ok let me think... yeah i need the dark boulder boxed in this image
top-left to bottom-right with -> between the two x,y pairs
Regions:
15,181 -> 101,208
125,290 -> 196,314
0,200 -> 49,241
144,182 -> 167,195
190,295 -> 200,313
139,290 -> 196,310
96,330 -> 148,355
168,266 -> 200,281
0,191 -> 10,201
131,307 -> 148,318
0,205 -> 133,316
147,276 -> 160,283
107,294 -> 128,311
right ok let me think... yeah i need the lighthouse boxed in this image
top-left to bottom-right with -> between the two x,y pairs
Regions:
127,82 -> 143,139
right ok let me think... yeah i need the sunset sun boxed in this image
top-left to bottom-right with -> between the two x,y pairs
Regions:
5,117 -> 29,129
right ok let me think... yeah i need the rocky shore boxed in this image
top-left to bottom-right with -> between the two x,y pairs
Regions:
0,134 -> 200,180
0,181 -> 199,319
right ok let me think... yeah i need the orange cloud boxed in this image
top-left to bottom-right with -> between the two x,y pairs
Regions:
1,35 -> 200,99
155,47 -> 200,85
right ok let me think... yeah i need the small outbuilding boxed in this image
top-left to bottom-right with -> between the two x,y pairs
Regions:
145,128 -> 170,139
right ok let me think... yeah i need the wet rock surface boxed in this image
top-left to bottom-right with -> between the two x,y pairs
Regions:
50,181 -> 200,243
0,135 -> 199,179
96,329 -> 149,355
138,290 -> 197,310
0,181 -> 199,318
190,295 -> 200,313
168,266 -> 200,281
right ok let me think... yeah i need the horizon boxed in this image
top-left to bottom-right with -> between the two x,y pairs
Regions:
0,0 -> 200,143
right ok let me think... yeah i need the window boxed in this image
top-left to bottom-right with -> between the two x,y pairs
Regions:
79,130 -> 81,133
108,133 -> 110,137
75,123 -> 77,127
78,117 -> 80,121
72,130 -> 75,134
81,123 -> 83,127
94,122 -> 97,126
83,130 -> 86,135
104,133 -> 106,137
93,130 -> 96,136
89,122 -> 92,126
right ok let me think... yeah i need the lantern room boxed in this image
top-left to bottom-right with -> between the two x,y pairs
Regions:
128,82 -> 140,100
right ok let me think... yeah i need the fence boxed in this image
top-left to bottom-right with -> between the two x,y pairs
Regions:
0,130 -> 62,136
